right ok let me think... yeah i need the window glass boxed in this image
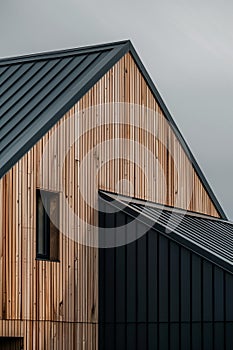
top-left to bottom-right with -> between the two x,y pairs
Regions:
36,190 -> 59,261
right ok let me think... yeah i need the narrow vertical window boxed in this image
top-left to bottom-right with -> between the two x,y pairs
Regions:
36,189 -> 59,261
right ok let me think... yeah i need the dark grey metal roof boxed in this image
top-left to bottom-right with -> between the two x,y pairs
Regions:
101,191 -> 233,273
0,40 -> 226,218
0,41 -> 130,179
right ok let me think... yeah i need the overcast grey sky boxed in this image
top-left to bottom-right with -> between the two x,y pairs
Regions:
1,0 -> 233,218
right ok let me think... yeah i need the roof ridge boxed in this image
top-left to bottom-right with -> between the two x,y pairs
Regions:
0,40 -> 131,65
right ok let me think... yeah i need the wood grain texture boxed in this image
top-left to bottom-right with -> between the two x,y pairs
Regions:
0,52 -> 220,349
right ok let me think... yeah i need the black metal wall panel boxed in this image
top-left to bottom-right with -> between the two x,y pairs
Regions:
148,229 -> 158,323
180,248 -> 190,322
203,261 -> 213,322
98,195 -> 233,350
214,267 -> 224,321
170,241 -> 179,323
225,274 -> 233,322
170,323 -> 179,350
225,323 -> 233,350
191,255 -> 202,322
115,215 -> 126,324
159,235 -> 169,323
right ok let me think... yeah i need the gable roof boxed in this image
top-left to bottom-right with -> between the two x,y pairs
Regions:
100,191 -> 233,274
0,40 -> 227,219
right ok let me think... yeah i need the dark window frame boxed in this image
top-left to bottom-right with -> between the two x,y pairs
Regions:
36,189 -> 60,262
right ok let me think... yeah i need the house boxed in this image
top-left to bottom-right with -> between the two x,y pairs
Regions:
0,40 -> 232,349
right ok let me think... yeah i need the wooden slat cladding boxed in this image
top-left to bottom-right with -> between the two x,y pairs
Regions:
0,320 -> 97,350
75,52 -> 219,217
0,52 -> 220,349
0,116 -> 98,349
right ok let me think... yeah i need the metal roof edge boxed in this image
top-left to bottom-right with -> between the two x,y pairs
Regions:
0,40 -> 131,65
99,190 -> 228,222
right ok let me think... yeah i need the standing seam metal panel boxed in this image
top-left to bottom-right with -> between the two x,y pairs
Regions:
0,42 -> 130,179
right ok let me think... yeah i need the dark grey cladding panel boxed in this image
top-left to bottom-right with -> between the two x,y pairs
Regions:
98,192 -> 233,349
0,41 -> 130,178
100,191 -> 233,272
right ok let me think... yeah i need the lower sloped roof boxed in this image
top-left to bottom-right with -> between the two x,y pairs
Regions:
100,191 -> 233,274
